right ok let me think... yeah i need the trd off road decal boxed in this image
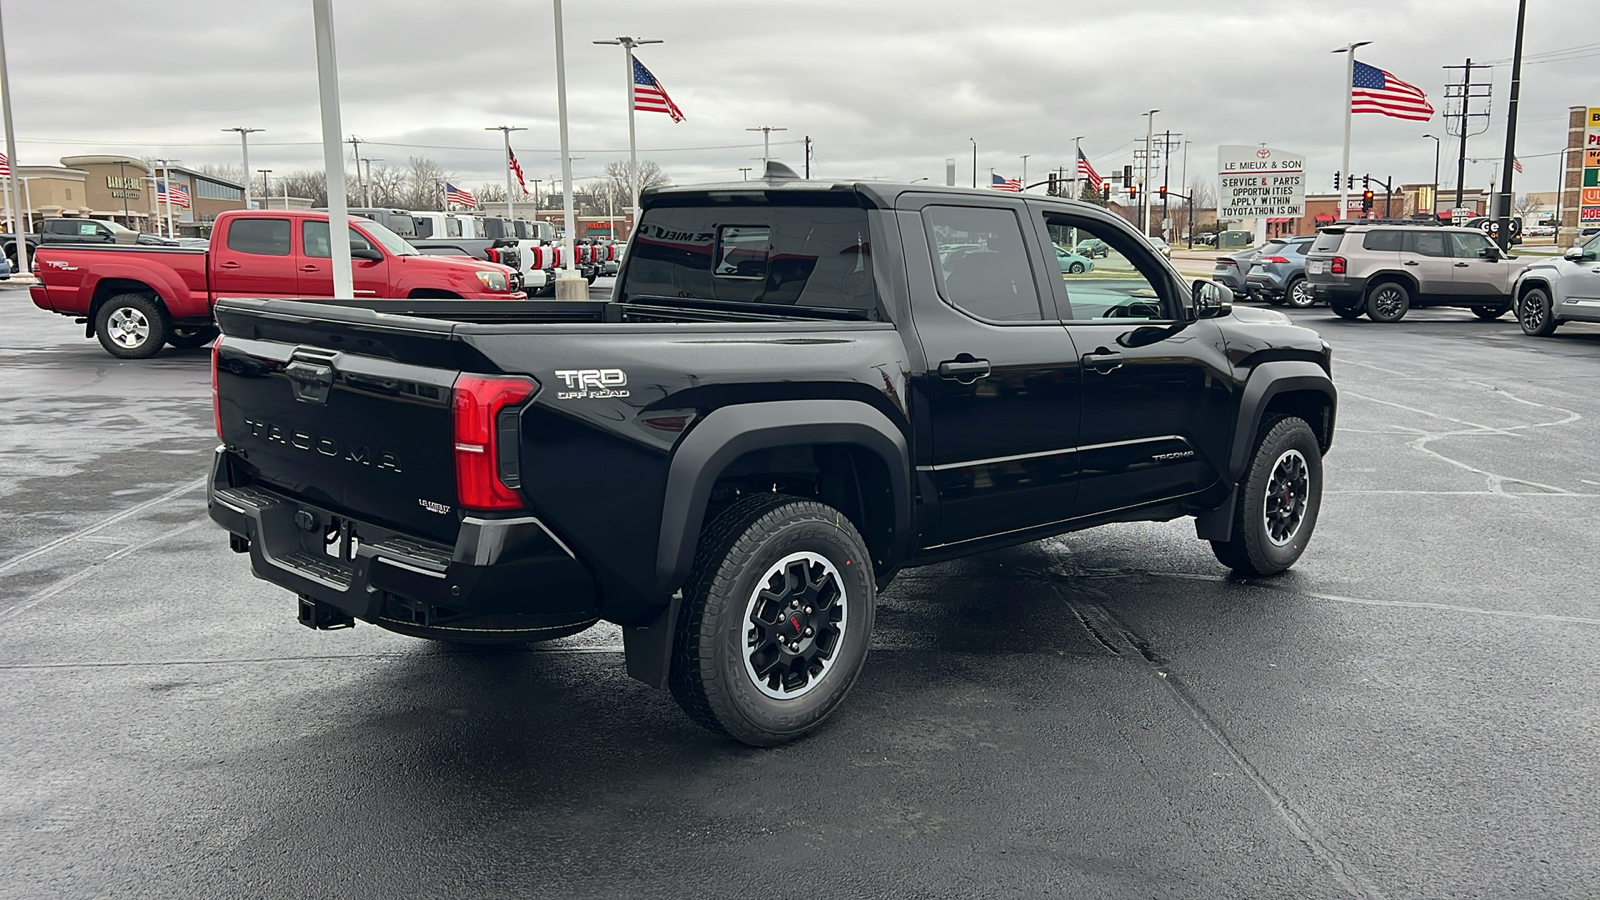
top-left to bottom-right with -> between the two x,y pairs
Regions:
553,368 -> 630,400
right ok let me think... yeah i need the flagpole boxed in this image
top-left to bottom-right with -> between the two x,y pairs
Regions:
1071,136 -> 1082,200
1335,41 -> 1370,220
0,1 -> 25,275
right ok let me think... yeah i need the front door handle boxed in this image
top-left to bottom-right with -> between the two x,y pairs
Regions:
1455,262 -> 1470,267
299,265 -> 321,272
1082,348 -> 1124,374
218,261 -> 242,269
937,357 -> 991,384
1404,260 -> 1420,266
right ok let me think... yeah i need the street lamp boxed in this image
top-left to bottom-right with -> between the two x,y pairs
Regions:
1422,134 -> 1441,218
738,167 -> 752,180
1332,41 -> 1372,217
486,125 -> 527,221
594,36 -> 662,228
222,126 -> 265,208
746,126 -> 788,165
1142,109 -> 1160,234
356,157 -> 381,207
969,137 -> 977,188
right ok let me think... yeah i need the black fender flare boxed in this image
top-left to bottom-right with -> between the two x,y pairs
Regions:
655,399 -> 911,595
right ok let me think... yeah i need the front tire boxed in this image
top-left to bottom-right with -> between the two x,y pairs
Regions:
1067,261 -> 1086,274
1365,281 -> 1410,322
94,293 -> 169,359
1518,287 -> 1559,336
1210,416 -> 1323,577
670,494 -> 876,747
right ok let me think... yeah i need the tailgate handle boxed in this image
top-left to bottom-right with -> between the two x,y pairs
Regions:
285,360 -> 335,406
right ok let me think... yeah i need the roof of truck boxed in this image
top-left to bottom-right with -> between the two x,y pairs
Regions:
642,178 -> 1103,213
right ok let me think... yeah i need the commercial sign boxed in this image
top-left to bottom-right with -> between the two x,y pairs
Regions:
1583,107 -> 1600,224
1218,145 -> 1305,219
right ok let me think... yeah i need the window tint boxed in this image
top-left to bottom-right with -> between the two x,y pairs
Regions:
1450,232 -> 1494,258
1362,230 -> 1405,251
1412,231 -> 1450,257
413,217 -> 435,239
621,203 -> 877,313
1048,218 -> 1171,321
1290,239 -> 1316,255
226,218 -> 291,256
924,205 -> 1042,322
1311,230 -> 1345,252
446,218 -> 462,238
302,221 -> 375,258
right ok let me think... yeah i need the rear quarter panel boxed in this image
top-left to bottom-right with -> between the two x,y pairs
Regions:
32,246 -> 210,317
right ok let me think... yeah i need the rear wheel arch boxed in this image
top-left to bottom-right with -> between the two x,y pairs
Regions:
88,278 -> 167,333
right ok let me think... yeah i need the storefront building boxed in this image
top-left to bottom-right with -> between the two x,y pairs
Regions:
2,154 -> 245,235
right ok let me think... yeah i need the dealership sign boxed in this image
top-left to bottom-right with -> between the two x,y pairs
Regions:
1583,107 -> 1600,224
1218,145 -> 1306,219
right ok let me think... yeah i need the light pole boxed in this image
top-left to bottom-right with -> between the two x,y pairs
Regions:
738,167 -> 752,181
969,138 -> 977,188
1020,154 -> 1030,193
746,126 -> 788,166
222,126 -> 264,209
1071,135 -> 1083,199
1495,0 -> 1528,251
594,36 -> 662,231
1333,41 -> 1372,219
311,0 -> 351,299
486,125 -> 527,222
1142,109 -> 1159,235
356,158 -> 380,207
552,0 -> 584,296
0,1 -> 24,274
257,169 -> 272,210
1422,134 -> 1441,217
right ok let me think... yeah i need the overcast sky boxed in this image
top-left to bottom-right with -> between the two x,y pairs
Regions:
7,0 -> 1597,199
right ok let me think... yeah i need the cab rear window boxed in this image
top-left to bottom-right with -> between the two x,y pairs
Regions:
621,203 -> 877,314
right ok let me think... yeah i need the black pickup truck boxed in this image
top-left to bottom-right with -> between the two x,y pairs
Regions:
208,174 -> 1337,746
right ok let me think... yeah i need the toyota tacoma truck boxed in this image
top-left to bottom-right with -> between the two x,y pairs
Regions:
29,209 -> 524,359
208,172 -> 1337,746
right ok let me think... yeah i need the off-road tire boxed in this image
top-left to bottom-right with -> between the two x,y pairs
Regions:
1471,305 -> 1509,321
1365,281 -> 1410,323
670,494 -> 876,747
94,293 -> 169,359
1330,301 -> 1364,320
1283,276 -> 1314,309
1517,287 -> 1559,337
1211,416 -> 1323,577
166,324 -> 220,348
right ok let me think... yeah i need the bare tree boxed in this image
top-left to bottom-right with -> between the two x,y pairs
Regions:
365,163 -> 408,208
475,183 -> 508,204
1513,192 -> 1545,222
403,156 -> 448,210
596,160 -> 671,211
279,169 -> 328,206
192,162 -> 245,185
1178,178 -> 1216,239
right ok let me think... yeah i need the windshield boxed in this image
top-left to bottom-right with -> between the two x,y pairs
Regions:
104,221 -> 136,236
357,218 -> 419,256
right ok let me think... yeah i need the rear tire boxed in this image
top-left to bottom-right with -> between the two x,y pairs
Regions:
1210,416 -> 1323,577
1283,276 -> 1314,309
166,324 -> 220,348
1517,287 -> 1559,336
670,494 -> 876,747
1365,281 -> 1410,322
94,293 -> 169,359
1471,305 -> 1510,321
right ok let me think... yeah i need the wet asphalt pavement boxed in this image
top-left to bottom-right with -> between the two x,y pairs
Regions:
3,281 -> 1599,899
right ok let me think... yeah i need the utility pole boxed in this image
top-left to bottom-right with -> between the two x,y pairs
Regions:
1159,129 -> 1172,240
345,135 -> 363,208
746,125 -> 787,166
804,135 -> 812,178
223,126 -> 264,209
969,138 -> 977,188
1071,135 -> 1083,200
359,157 -> 381,207
1495,0 -> 1528,251
486,125 -> 527,222
257,169 -> 271,210
1443,57 -> 1492,211
593,36 -> 661,230
1422,134 -> 1441,217
0,1 -> 24,275
1142,109 -> 1159,236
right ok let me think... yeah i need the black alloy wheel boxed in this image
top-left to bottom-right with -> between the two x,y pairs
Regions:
670,494 -> 875,747
1518,287 -> 1559,337
1211,415 -> 1323,577
1365,281 -> 1410,322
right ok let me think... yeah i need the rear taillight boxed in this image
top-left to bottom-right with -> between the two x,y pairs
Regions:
1215,258 -> 1235,266
452,374 -> 536,511
1331,256 -> 1347,275
211,337 -> 223,440
484,247 -> 501,264
1260,256 -> 1289,264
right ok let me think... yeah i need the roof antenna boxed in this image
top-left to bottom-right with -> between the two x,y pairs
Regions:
763,160 -> 800,180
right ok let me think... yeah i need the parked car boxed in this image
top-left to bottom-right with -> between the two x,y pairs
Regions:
207,176 -> 1336,746
1052,244 -> 1095,274
1511,232 -> 1600,337
1245,236 -> 1317,308
1304,224 -> 1533,322
1213,239 -> 1288,293
29,209 -> 524,359
1146,235 -> 1171,258
1074,238 -> 1110,259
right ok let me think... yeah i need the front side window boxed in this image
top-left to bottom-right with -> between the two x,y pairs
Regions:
301,222 -> 378,258
1048,218 -> 1171,321
924,205 -> 1042,322
1450,232 -> 1495,258
226,218 -> 291,256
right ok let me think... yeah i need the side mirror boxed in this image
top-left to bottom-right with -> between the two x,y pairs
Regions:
350,242 -> 383,261
1565,246 -> 1586,261
1480,247 -> 1501,261
1193,280 -> 1233,319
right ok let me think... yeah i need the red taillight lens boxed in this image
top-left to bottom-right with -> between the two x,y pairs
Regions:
212,337 -> 224,440
1331,256 -> 1347,275
1260,256 -> 1290,264
485,247 -> 501,264
452,374 -> 536,511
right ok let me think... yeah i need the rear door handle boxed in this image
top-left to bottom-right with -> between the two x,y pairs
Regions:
936,358 -> 991,384
219,261 -> 242,269
1404,260 -> 1420,266
299,265 -> 321,272
1082,349 -> 1124,374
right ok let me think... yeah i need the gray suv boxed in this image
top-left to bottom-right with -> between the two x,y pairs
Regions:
1305,224 -> 1532,322
1511,232 -> 1600,336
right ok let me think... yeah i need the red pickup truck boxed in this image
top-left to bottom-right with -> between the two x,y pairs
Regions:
30,209 -> 524,359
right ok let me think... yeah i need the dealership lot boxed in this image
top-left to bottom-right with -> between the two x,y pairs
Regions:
2,283 -> 1598,899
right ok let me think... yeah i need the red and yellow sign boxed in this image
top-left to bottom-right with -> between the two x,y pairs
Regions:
1584,108 -> 1600,223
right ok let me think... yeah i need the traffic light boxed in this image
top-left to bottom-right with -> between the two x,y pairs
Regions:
1129,184 -> 1139,201
1159,185 -> 1168,200
1334,170 -> 1341,189
1363,174 -> 1371,190
1348,174 -> 1356,190
1123,164 -> 1134,187
1362,189 -> 1375,211
1101,184 -> 1111,201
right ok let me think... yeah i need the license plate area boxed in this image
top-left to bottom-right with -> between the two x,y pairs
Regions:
1308,260 -> 1325,274
295,508 -> 361,566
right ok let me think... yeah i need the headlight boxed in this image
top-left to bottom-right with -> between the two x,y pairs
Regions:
475,270 -> 508,292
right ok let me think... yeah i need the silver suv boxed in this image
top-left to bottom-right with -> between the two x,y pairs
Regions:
1304,224 -> 1532,322
1511,232 -> 1600,337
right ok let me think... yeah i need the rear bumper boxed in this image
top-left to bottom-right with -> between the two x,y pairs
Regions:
1308,279 -> 1366,304
206,448 -> 598,633
1246,271 -> 1290,295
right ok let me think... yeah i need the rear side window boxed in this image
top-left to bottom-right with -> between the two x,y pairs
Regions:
1311,230 -> 1345,252
621,203 -> 877,314
1362,230 -> 1405,251
923,205 -> 1042,322
1412,231 -> 1450,257
226,218 -> 291,256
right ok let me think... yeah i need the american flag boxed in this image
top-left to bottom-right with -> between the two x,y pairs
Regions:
445,182 -> 476,208
159,182 -> 191,210
1351,61 -> 1434,122
0,152 -> 8,178
989,173 -> 1021,192
1513,157 -> 1523,174
633,57 -> 685,123
1076,150 -> 1103,192
509,149 -> 528,194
